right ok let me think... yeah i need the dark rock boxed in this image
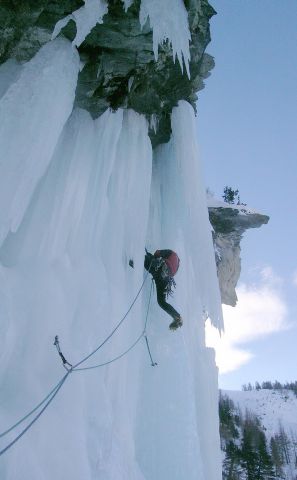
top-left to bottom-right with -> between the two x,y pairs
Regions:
0,1 -> 84,63
209,207 -> 269,235
208,205 -> 269,306
0,0 -> 216,147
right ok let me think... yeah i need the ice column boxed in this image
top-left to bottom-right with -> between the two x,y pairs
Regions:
0,38 -> 80,247
139,0 -> 191,76
135,101 -> 222,480
52,0 -> 108,47
0,104 -> 152,479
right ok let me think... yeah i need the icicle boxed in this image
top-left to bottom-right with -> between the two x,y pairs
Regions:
123,0 -> 134,11
0,107 -> 153,478
128,76 -> 134,92
135,100 -> 223,480
149,114 -> 158,133
139,0 -> 191,77
52,0 -> 108,47
170,101 -> 223,330
0,38 -> 79,247
0,59 -> 23,100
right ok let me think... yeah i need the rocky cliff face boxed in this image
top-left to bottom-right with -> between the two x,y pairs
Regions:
208,200 -> 269,306
0,0 -> 215,147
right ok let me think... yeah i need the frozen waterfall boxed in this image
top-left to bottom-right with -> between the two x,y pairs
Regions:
0,36 -> 222,480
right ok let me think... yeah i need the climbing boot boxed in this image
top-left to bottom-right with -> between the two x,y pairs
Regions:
169,316 -> 183,331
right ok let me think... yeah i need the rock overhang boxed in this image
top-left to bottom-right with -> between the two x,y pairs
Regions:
208,203 -> 270,306
0,0 -> 216,148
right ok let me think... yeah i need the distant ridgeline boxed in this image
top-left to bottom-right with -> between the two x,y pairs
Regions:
242,381 -> 297,397
0,0 -> 215,148
219,388 -> 297,480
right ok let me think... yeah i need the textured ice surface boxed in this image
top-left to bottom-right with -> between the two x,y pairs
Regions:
52,0 -> 108,47
139,0 -> 191,76
0,37 -> 222,480
123,0 -> 134,10
0,59 -> 23,100
0,38 -> 79,247
0,107 -> 152,479
169,102 -> 223,330
135,101 -> 222,480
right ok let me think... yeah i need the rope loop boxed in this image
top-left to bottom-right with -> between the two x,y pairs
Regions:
0,259 -> 155,457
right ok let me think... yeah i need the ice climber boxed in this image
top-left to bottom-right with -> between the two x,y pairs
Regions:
144,249 -> 183,330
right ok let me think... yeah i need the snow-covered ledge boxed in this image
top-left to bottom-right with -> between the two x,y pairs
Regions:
207,197 -> 269,307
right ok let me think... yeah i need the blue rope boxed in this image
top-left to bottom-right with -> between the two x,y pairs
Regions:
74,279 -> 154,372
0,266 -> 154,457
72,269 -> 151,370
73,333 -> 145,371
0,376 -> 66,438
0,372 -> 70,457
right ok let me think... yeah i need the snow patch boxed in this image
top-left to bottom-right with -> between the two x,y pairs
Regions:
207,194 -> 260,216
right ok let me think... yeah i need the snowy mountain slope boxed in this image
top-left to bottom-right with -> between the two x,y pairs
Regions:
222,388 -> 297,479
224,389 -> 297,440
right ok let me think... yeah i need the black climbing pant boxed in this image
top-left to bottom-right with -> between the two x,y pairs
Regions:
155,279 -> 180,320
144,251 -> 180,321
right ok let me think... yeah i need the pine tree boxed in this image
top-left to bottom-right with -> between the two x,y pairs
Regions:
223,441 -> 242,480
272,380 -> 282,390
290,430 -> 297,468
256,431 -> 275,479
219,394 -> 239,442
219,393 -> 293,480
240,411 -> 276,480
278,423 -> 291,465
222,186 -> 239,204
219,394 -> 242,479
262,381 -> 273,390
270,436 -> 285,478
241,423 -> 258,479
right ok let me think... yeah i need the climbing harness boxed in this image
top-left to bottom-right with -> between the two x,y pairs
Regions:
164,276 -> 177,298
0,266 -> 156,457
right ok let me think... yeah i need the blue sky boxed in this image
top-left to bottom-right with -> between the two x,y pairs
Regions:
197,0 -> 297,389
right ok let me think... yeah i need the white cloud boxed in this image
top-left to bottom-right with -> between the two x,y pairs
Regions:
206,267 -> 289,374
292,270 -> 297,287
260,265 -> 283,288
